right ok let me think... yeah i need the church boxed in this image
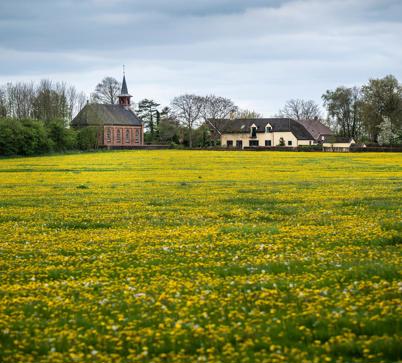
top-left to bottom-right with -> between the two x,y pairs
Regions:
71,75 -> 144,148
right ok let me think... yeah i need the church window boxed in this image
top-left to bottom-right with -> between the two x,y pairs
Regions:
135,129 -> 140,144
117,129 -> 122,143
125,129 -> 130,144
106,128 -> 112,143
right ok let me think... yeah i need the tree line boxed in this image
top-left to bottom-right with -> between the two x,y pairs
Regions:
136,74 -> 402,147
1,74 -> 401,156
0,80 -> 98,156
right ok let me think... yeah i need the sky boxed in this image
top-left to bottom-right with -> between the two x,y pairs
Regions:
0,0 -> 401,116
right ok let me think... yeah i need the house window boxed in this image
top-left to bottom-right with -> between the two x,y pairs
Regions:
125,129 -> 130,144
265,140 -> 272,146
117,129 -> 122,143
249,140 -> 259,147
135,129 -> 140,144
251,126 -> 257,138
288,140 -> 293,146
265,126 -> 272,133
236,140 -> 243,148
106,128 -> 112,143
227,140 -> 233,147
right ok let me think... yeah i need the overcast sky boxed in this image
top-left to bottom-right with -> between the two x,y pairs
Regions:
0,0 -> 401,115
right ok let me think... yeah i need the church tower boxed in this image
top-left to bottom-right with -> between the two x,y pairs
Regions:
118,69 -> 132,107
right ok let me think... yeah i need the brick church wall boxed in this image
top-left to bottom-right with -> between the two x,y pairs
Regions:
102,125 -> 143,147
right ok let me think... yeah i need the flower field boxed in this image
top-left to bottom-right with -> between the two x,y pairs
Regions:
0,150 -> 401,363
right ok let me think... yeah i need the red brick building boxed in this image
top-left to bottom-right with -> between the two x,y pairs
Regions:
71,75 -> 144,148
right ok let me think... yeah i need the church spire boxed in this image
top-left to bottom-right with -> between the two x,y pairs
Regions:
118,65 -> 132,107
121,75 -> 129,95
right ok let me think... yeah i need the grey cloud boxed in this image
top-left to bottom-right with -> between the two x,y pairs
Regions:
0,0 -> 401,115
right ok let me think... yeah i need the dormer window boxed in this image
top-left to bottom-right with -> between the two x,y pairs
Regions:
250,124 -> 257,138
265,123 -> 272,133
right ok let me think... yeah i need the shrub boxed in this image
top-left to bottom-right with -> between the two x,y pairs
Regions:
46,120 -> 77,151
76,127 -> 99,150
0,118 -> 52,156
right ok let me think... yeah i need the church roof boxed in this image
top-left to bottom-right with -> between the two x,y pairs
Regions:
209,118 -> 314,140
71,103 -> 142,127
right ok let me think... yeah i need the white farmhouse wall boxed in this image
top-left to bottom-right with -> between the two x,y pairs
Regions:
221,132 -> 314,148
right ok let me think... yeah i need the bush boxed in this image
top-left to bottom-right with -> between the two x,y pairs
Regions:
0,118 -> 52,156
297,145 -> 323,152
76,127 -> 99,150
47,120 -> 77,151
0,118 -> 23,155
20,119 -> 53,155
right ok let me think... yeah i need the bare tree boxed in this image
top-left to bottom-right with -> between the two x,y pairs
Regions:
235,109 -> 263,119
0,80 -> 87,123
6,82 -> 35,119
90,77 -> 121,105
0,86 -> 6,117
279,99 -> 322,120
67,86 -> 87,121
200,95 -> 238,145
171,94 -> 203,148
32,80 -> 71,122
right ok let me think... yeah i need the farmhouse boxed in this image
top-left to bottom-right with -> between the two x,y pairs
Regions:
210,118 -> 332,148
71,75 -> 144,147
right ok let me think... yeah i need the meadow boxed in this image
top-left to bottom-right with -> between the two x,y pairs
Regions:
0,150 -> 401,363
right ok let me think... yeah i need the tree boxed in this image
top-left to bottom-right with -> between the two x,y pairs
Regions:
235,109 -> 263,119
279,99 -> 321,120
0,118 -> 52,156
77,127 -> 99,150
171,94 -> 203,148
0,87 -> 7,117
66,86 -> 87,121
158,107 -> 181,144
90,77 -> 121,105
200,95 -> 238,145
322,87 -> 362,139
32,80 -> 70,123
6,82 -> 35,119
136,99 -> 160,141
360,75 -> 402,143
47,119 -> 77,151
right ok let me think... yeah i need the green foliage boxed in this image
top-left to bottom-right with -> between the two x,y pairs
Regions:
47,120 -> 77,151
0,118 -> 52,156
0,117 -> 86,156
76,127 -> 99,150
0,118 -> 22,155
322,86 -> 362,139
361,75 -> 402,141
193,124 -> 211,147
324,75 -> 402,144
136,99 -> 161,141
